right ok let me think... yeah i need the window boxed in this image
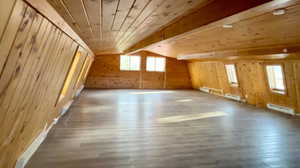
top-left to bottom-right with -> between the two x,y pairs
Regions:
146,57 -> 166,72
74,56 -> 90,89
57,51 -> 82,103
225,64 -> 238,86
120,55 -> 141,71
266,65 -> 286,94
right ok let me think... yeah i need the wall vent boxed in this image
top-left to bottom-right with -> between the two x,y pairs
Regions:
267,103 -> 295,115
224,94 -> 241,102
199,87 -> 210,93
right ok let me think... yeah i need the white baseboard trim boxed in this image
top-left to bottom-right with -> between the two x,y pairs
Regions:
61,100 -> 74,116
75,85 -> 84,97
15,99 -> 75,168
15,119 -> 57,168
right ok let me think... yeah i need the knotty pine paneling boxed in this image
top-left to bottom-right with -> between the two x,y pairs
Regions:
0,0 -> 93,167
86,51 -> 191,89
188,59 -> 300,114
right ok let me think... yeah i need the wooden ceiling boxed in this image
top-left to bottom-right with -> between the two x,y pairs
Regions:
47,0 -> 211,54
137,0 -> 300,59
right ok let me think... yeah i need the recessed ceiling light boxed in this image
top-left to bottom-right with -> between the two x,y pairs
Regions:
222,24 -> 233,28
273,9 -> 286,16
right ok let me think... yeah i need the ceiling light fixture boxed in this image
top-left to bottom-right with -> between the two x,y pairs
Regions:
273,9 -> 286,16
222,24 -> 233,29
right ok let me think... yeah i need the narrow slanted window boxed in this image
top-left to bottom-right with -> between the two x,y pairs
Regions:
120,55 -> 141,71
225,64 -> 238,86
146,57 -> 166,72
266,65 -> 286,94
57,51 -> 82,104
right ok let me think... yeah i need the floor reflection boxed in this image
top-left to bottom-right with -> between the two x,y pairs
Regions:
158,111 -> 227,123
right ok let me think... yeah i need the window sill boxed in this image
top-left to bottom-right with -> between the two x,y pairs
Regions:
229,83 -> 239,88
120,69 -> 140,72
270,89 -> 286,95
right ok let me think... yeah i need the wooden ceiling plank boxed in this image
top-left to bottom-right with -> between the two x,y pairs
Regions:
62,0 -> 92,38
47,0 -> 81,34
125,0 -> 272,54
119,0 -> 210,50
145,1 -> 300,58
80,0 -> 94,37
116,0 -> 165,48
111,0 -> 135,31
115,0 -> 150,42
83,0 -> 101,41
102,0 -> 119,31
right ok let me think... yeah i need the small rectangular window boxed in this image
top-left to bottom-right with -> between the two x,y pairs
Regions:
146,57 -> 166,72
225,64 -> 238,86
266,65 -> 286,94
120,55 -> 141,71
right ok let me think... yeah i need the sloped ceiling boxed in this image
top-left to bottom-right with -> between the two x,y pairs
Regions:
47,0 -> 211,54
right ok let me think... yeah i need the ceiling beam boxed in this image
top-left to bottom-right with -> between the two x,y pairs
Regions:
177,45 -> 300,60
124,0 -> 271,54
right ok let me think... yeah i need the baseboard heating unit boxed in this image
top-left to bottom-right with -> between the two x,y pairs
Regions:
224,94 -> 242,102
267,103 -> 295,115
199,87 -> 210,93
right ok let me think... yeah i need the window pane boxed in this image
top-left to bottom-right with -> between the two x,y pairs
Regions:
120,55 -> 130,70
156,57 -> 166,72
130,56 -> 141,70
146,57 -> 156,71
120,55 -> 140,71
266,65 -> 285,93
225,64 -> 238,85
146,57 -> 166,72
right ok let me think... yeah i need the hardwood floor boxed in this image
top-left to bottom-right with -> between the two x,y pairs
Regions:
26,89 -> 300,168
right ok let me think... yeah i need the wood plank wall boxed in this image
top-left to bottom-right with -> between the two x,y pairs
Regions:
188,58 -> 300,114
0,0 -> 93,167
86,51 -> 191,89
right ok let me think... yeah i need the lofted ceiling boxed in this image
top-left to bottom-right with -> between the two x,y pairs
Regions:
137,0 -> 300,59
47,0 -> 211,54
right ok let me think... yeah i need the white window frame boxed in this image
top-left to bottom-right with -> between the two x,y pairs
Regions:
265,64 -> 286,95
225,64 -> 238,87
146,56 -> 166,72
120,55 -> 141,71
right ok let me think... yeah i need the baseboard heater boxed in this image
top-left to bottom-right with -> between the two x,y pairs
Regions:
267,103 -> 295,115
224,94 -> 242,102
199,87 -> 210,93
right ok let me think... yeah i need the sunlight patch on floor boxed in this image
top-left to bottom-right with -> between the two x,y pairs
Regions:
158,112 -> 227,123
129,91 -> 174,95
176,99 -> 193,102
